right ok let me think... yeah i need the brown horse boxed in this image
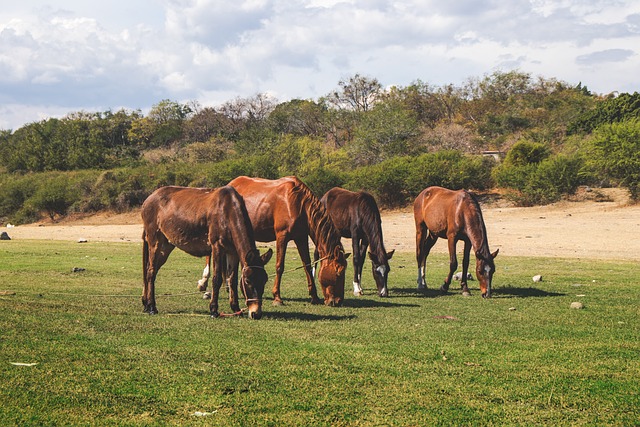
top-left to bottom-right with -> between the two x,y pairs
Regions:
413,186 -> 498,298
141,185 -> 273,318
227,176 -> 348,306
318,187 -> 394,297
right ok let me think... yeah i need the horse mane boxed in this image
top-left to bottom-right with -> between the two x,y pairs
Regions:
463,191 -> 492,262
357,192 -> 387,263
290,180 -> 343,256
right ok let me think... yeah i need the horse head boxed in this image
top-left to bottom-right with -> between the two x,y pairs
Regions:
368,249 -> 395,297
240,248 -> 273,319
317,246 -> 349,307
475,249 -> 499,298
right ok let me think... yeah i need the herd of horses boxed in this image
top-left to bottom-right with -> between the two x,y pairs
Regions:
141,176 -> 498,319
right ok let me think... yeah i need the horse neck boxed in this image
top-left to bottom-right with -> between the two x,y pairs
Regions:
464,202 -> 491,260
360,202 -> 387,265
295,185 -> 342,257
226,198 -> 259,267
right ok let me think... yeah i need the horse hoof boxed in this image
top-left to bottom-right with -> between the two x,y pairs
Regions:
202,292 -> 211,300
272,299 -> 284,306
462,291 -> 471,297
197,284 -> 208,292
354,291 -> 364,297
210,311 -> 220,318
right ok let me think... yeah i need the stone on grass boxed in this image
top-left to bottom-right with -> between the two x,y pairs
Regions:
570,302 -> 584,309
532,275 -> 543,283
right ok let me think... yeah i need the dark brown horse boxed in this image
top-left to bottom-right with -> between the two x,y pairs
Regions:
413,186 -> 498,298
141,185 -> 273,318
227,176 -> 348,306
317,187 -> 394,297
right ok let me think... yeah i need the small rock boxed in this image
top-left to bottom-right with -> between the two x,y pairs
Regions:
203,292 -> 211,300
508,307 -> 516,311
77,238 -> 88,243
71,267 -> 86,273
570,302 -> 584,309
532,275 -> 543,283
0,232 -> 10,240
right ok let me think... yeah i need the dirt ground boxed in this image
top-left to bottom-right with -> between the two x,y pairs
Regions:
3,188 -> 639,261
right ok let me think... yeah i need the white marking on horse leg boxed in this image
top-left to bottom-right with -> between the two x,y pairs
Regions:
197,264 -> 210,291
417,267 -> 426,290
380,286 -> 388,297
353,281 -> 363,296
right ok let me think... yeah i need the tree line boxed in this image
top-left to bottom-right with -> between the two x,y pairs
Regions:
1,71 -> 639,224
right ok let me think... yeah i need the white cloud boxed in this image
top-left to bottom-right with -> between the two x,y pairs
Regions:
1,0 -> 640,130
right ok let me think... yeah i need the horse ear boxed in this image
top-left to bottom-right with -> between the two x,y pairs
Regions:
387,249 -> 395,260
491,249 -> 499,259
261,248 -> 274,265
344,252 -> 351,260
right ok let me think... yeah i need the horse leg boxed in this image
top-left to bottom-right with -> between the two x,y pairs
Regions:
312,247 -> 319,278
441,235 -> 458,293
271,235 -> 289,306
226,253 -> 241,313
460,240 -> 472,296
415,223 -> 428,290
197,255 -> 211,292
142,231 -> 174,314
295,235 -> 322,305
208,248 -> 225,318
351,232 -> 364,296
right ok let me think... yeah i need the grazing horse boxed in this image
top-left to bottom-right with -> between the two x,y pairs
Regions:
317,187 -> 394,297
141,185 -> 273,318
224,176 -> 348,306
413,186 -> 498,298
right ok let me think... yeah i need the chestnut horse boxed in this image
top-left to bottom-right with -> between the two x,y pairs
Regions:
224,176 -> 348,306
141,185 -> 272,318
317,187 -> 394,297
413,186 -> 498,298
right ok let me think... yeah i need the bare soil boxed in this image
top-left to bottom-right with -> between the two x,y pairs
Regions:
4,188 -> 639,261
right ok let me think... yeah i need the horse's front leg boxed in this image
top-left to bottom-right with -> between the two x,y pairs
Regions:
208,250 -> 225,318
197,255 -> 211,292
460,240 -> 472,296
226,254 -> 241,313
295,236 -> 322,305
441,236 -> 458,293
271,235 -> 289,306
351,233 -> 364,296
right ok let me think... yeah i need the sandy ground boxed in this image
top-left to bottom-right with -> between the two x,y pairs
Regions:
3,188 -> 639,261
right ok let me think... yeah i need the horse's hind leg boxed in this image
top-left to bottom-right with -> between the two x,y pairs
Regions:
197,256 -> 211,292
416,224 -> 436,290
208,248 -> 225,318
142,232 -> 174,314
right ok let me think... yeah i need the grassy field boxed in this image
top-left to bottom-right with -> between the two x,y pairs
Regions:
0,240 -> 638,426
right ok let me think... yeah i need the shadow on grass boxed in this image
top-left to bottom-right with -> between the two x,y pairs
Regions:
342,297 -> 419,309
390,287 -> 449,299
493,287 -> 565,298
263,311 -> 357,321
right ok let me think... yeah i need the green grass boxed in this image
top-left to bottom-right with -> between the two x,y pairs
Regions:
1,240 -> 638,426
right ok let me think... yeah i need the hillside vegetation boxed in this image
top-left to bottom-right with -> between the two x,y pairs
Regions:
1,71 -> 639,224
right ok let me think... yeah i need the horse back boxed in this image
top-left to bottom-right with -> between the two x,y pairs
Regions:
322,187 -> 380,238
228,176 -> 305,241
414,186 -> 472,237
142,185 -> 243,257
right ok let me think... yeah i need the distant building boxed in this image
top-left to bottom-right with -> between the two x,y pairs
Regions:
482,151 -> 505,162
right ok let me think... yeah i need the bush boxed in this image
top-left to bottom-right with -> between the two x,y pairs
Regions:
300,167 -> 345,197
585,119 -> 640,200
346,157 -> 412,207
493,153 -> 584,206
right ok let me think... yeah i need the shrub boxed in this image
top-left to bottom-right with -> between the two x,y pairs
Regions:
585,119 -> 640,200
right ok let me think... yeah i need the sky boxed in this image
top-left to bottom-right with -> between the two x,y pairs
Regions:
1,0 -> 639,130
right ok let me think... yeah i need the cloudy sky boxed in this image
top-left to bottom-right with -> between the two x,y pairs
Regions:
1,0 -> 639,130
